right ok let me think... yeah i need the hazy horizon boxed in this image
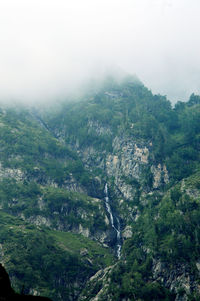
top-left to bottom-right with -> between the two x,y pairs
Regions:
0,0 -> 200,104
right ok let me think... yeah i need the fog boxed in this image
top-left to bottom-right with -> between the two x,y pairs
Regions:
0,0 -> 200,104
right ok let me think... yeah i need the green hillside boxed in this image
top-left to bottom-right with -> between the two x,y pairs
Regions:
0,211 -> 114,300
0,76 -> 200,300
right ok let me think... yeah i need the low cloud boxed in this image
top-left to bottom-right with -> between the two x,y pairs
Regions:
0,0 -> 200,104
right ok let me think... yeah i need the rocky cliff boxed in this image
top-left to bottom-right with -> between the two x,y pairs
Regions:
0,77 -> 200,300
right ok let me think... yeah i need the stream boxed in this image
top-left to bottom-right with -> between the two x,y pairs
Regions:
104,183 -> 122,258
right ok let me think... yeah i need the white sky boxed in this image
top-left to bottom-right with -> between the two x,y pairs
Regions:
0,0 -> 200,103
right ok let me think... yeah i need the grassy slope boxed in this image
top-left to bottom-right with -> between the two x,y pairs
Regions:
0,211 -> 115,300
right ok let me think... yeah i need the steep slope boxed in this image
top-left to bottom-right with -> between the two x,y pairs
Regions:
42,77 -> 200,235
0,262 -> 52,300
80,171 -> 200,300
0,211 -> 114,300
41,77 -> 200,300
0,105 -> 114,244
0,104 -> 116,300
0,76 -> 200,300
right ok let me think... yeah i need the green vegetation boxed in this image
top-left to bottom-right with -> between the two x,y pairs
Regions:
50,230 -> 114,267
102,171 -> 200,300
0,77 -> 200,300
0,179 -> 108,234
0,211 -> 114,300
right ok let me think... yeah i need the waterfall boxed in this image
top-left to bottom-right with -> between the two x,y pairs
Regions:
104,183 -> 122,258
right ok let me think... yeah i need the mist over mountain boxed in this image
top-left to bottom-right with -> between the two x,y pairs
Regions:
0,76 -> 199,300
1,0 -> 200,103
1,1 -> 200,300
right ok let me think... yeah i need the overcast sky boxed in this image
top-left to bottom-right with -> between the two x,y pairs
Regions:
0,0 -> 200,103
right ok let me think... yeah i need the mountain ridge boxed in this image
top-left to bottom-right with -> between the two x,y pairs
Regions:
0,76 -> 199,300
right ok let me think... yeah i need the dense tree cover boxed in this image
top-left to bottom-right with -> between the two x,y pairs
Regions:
102,172 -> 200,300
43,77 -> 200,182
0,107 -> 95,191
0,77 -> 200,300
0,179 -> 108,234
166,101 -> 200,182
0,211 -> 114,300
1,78 -> 199,187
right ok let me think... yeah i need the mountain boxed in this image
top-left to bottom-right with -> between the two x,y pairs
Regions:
0,76 -> 199,300
0,262 -> 52,300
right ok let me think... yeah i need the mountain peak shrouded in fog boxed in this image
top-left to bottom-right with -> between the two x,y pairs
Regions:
0,0 -> 200,104
0,74 -> 200,300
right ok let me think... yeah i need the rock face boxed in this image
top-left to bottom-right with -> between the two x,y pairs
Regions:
78,265 -> 115,301
106,136 -> 152,195
0,264 -> 52,300
0,163 -> 24,181
0,78 -> 199,300
152,260 -> 199,300
151,164 -> 169,189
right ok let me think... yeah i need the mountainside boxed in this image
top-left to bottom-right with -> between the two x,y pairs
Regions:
0,76 -> 200,300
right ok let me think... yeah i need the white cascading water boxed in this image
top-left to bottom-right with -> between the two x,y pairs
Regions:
104,183 -> 122,258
